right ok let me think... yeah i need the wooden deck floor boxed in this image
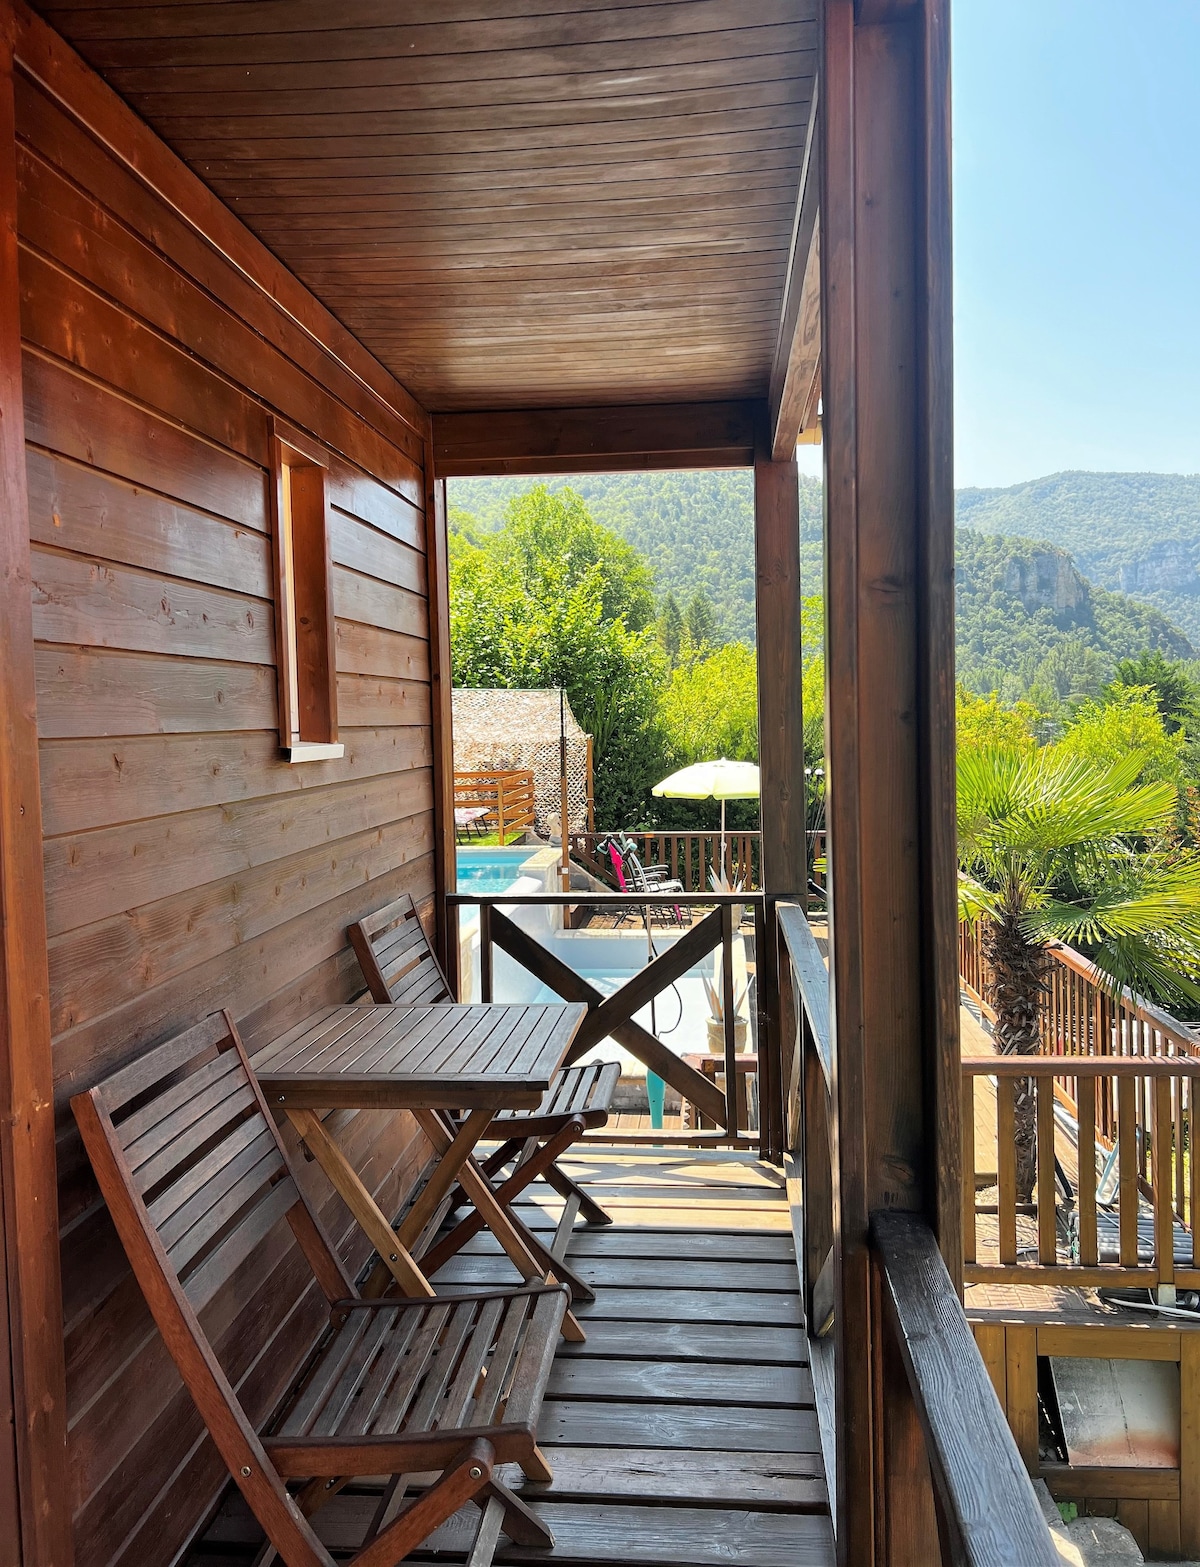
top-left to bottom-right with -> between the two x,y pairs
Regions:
189,1147 -> 834,1567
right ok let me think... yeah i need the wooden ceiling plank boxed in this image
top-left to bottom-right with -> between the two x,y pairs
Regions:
152,84 -> 812,145
228,175 -> 801,219
212,151 -> 803,199
33,0 -> 818,413
48,0 -> 813,64
165,105 -> 810,163
114,38 -> 813,110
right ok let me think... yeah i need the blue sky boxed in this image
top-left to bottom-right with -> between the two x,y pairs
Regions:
952,1 -> 1200,488
798,3 -> 1200,490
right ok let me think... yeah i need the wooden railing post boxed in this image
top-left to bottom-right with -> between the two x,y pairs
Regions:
721,900 -> 738,1134
479,902 -> 493,1004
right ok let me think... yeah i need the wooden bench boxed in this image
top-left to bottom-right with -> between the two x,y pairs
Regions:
72,1009 -> 568,1567
349,895 -> 619,1294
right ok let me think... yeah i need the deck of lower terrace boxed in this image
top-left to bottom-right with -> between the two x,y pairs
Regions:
189,1147 -> 835,1567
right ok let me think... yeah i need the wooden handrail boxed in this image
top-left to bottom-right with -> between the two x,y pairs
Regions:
778,903 -> 830,1081
959,918 -> 1199,1059
872,1211 -> 1060,1567
963,1053 -> 1200,1077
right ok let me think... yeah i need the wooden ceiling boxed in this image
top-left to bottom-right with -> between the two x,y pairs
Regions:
36,0 -> 817,413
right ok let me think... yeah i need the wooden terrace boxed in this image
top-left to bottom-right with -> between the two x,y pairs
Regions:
187,1147 -> 833,1567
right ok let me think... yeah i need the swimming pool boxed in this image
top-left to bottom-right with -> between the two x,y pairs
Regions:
455,846 -> 534,896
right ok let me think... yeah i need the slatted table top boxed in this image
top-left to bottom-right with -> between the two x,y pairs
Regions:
252,1002 -> 587,1111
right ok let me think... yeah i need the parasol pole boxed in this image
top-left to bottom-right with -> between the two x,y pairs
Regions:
559,687 -> 571,894
720,796 -> 727,882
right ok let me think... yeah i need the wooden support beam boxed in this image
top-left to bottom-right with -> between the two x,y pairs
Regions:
431,401 -> 756,477
0,10 -> 72,1563
753,429 -> 807,900
423,460 -> 458,993
768,87 -> 822,461
818,0 -> 957,1561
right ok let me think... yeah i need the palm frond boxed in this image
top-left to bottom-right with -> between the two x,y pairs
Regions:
958,873 -> 1000,924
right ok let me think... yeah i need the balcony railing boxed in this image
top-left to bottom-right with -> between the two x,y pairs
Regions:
779,904 -> 1058,1566
448,889 -> 778,1147
959,919 -> 1199,1062
569,830 -> 762,892
964,1052 -> 1200,1292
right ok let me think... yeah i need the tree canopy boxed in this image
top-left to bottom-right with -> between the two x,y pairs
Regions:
449,486 -> 666,825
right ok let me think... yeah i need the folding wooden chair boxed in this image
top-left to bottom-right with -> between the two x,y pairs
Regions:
72,1010 -> 567,1567
348,895 -> 619,1296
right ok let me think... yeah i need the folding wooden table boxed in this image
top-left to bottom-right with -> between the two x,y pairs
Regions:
253,1000 -> 588,1338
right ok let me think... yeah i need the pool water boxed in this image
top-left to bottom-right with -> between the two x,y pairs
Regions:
455,847 -> 533,896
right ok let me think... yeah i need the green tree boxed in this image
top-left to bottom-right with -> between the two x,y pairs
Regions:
1107,650 -> 1200,736
1058,688 -> 1189,792
658,592 -> 684,667
660,644 -> 758,765
450,492 -> 666,825
684,590 -> 718,654
958,746 -> 1200,1197
956,687 -> 1042,754
483,483 -> 657,632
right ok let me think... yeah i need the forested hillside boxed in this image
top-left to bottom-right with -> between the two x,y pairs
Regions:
450,472 -> 823,645
955,530 -> 1192,704
956,471 -> 1200,645
449,472 -> 1198,701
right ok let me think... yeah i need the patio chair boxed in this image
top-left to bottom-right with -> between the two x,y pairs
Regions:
71,1009 -> 567,1567
455,805 -> 489,842
348,895 -> 619,1292
602,836 -> 685,926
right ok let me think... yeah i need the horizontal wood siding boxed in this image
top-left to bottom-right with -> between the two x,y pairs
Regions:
15,62 -> 435,1567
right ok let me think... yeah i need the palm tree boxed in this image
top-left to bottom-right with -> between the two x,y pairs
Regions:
958,746 -> 1200,1200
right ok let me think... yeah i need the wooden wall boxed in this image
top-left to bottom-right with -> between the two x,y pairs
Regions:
12,26 -> 441,1566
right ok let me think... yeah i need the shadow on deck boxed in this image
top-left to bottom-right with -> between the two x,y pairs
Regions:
188,1148 -> 834,1567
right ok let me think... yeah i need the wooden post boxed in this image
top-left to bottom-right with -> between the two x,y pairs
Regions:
422,460 -> 458,993
479,903 -> 493,1004
753,430 -> 807,905
0,12 -> 73,1561
819,0 -> 957,1560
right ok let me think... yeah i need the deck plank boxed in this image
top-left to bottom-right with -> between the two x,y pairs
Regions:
433,1255 -> 800,1291
513,1447 -> 828,1510
188,1145 -> 831,1566
542,1400 -> 821,1452
552,1318 -> 808,1364
546,1356 -> 815,1406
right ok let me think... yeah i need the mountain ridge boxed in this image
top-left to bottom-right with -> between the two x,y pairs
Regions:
448,469 -> 1199,702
